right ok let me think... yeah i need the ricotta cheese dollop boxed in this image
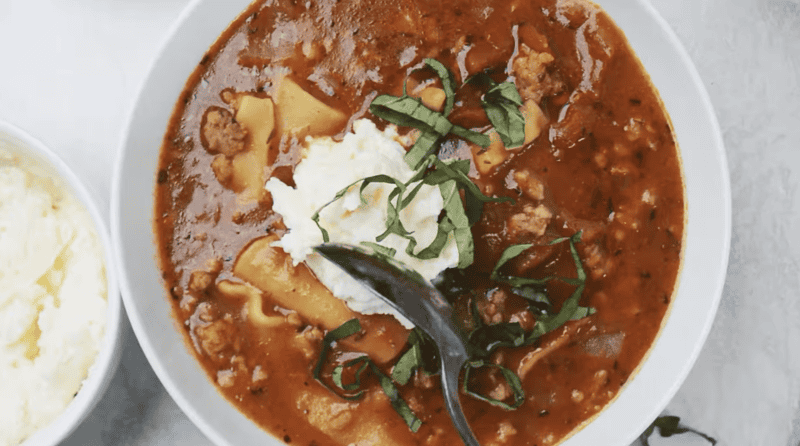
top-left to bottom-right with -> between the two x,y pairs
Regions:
0,157 -> 107,446
266,119 -> 459,328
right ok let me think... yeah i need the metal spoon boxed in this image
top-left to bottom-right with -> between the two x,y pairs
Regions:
314,243 -> 480,446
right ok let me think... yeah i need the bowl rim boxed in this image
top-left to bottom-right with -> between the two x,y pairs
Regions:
111,0 -> 731,444
0,119 -> 124,446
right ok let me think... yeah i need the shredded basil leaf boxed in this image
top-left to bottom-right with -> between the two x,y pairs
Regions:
359,242 -> 397,258
422,58 -> 456,116
450,125 -> 492,147
640,416 -> 717,446
463,359 -> 525,410
488,232 -> 594,340
315,320 -> 423,432
481,81 -> 526,148
312,318 -> 362,392
391,328 -> 432,385
468,322 -> 537,357
490,232 -> 585,288
374,364 -> 423,432
331,356 -> 371,400
405,130 -> 441,169
371,94 -> 454,135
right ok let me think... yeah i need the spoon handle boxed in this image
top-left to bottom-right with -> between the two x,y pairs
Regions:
440,356 -> 480,446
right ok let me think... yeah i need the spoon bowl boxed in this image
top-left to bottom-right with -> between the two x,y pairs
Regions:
315,243 -> 479,446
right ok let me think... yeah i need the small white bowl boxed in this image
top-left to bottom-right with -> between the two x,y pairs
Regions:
112,0 -> 731,444
0,120 -> 123,446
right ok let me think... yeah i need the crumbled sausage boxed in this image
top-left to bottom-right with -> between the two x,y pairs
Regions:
486,421 -> 518,446
508,204 -> 553,239
202,108 -> 248,157
580,243 -> 612,279
476,288 -> 508,325
196,318 -> 237,358
217,369 -> 236,388
413,370 -> 437,390
188,270 -> 215,293
513,169 -> 545,201
211,154 -> 234,186
512,44 -> 565,104
488,380 -> 512,401
252,365 -> 268,383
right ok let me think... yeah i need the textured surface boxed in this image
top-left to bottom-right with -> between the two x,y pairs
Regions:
0,0 -> 798,445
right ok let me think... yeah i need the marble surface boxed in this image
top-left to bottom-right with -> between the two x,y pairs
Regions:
0,0 -> 798,445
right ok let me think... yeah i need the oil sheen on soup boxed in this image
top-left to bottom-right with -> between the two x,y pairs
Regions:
154,0 -> 685,444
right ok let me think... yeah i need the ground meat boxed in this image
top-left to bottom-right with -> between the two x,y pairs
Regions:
211,154 -> 234,186
202,108 -> 248,157
195,317 -> 238,359
413,370 -> 437,390
475,288 -> 508,325
513,169 -> 545,201
580,242 -> 612,279
507,204 -> 553,239
485,421 -> 518,446
512,44 -> 565,104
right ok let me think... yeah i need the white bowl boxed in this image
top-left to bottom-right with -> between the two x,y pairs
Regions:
0,120 -> 123,446
112,0 -> 731,444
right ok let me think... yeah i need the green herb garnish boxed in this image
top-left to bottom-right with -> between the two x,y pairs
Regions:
640,416 -> 717,446
370,58 -> 538,169
322,326 -> 424,432
466,72 -> 527,149
391,328 -> 439,385
482,81 -> 526,148
312,318 -> 362,397
311,156 -> 511,270
463,359 -> 525,410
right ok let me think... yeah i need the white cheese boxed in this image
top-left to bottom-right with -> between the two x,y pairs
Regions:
0,162 -> 106,446
266,119 -> 459,328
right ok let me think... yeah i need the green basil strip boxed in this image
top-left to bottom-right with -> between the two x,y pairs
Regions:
468,322 -> 537,357
331,356 -> 371,400
640,416 -> 717,446
439,180 -> 473,267
371,95 -> 454,136
453,227 -> 475,269
490,232 -> 593,338
490,243 -> 533,280
462,360 -> 525,410
391,329 -> 430,385
405,130 -> 441,169
313,175 -> 406,243
529,233 -> 591,336
450,125 -> 492,148
474,80 -> 525,149
531,282 -> 586,337
570,306 -> 597,320
423,58 -> 456,116
376,183 -> 414,243
482,100 -> 526,148
490,232 -> 585,287
391,343 -> 422,386
372,363 -> 423,432
312,178 -> 368,243
428,158 -> 514,226
360,242 -> 397,258
312,319 -> 362,391
486,81 -> 524,107
431,158 -> 514,206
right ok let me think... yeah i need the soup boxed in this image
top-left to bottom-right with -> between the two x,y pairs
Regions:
154,0 -> 684,444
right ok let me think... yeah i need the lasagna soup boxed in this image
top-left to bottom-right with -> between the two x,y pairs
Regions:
154,0 -> 685,444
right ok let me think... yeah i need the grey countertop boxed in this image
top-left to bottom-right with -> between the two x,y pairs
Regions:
1,0 -> 798,445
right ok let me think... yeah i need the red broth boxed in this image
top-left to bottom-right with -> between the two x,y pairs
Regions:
154,0 -> 684,444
